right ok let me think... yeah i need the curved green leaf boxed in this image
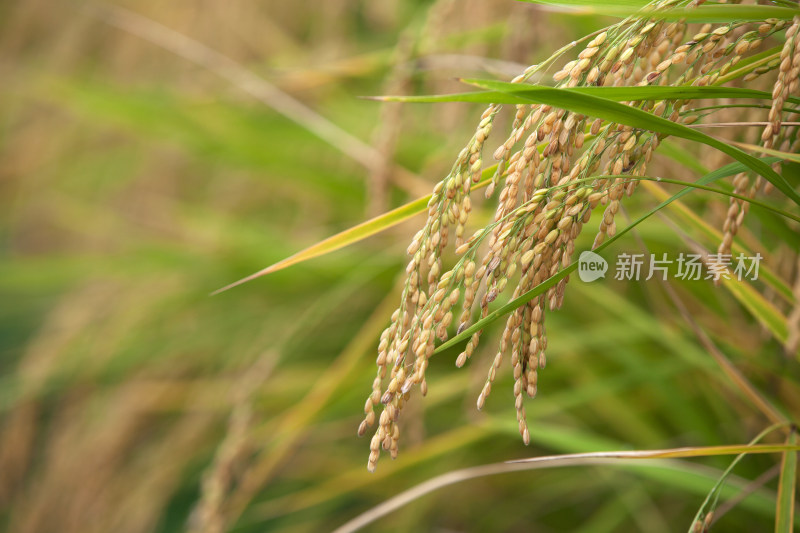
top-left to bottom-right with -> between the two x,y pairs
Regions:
462,78 -> 800,206
515,1 -> 800,22
372,84 -> 795,105
333,442 -> 800,533
776,429 -> 798,533
730,141 -> 800,164
212,167 -> 496,294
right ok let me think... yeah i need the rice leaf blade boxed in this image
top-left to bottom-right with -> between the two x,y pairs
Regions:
515,1 -> 800,22
372,85 -> 798,105
212,168 -> 495,293
776,430 -> 798,533
462,78 -> 800,206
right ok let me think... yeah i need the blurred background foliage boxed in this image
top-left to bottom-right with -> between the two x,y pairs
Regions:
1,1 -> 798,532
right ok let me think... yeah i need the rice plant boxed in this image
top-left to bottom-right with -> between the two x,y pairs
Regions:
354,1 -> 800,474
2,0 -> 800,532
232,0 -> 800,529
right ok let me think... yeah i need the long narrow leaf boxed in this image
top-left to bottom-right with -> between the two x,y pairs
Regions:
516,1 -> 800,22
462,78 -> 800,205
211,198 -> 428,294
333,443 -> 800,533
372,85 -> 796,105
516,0 -> 651,7
776,430 -> 798,533
212,168 -> 495,294
729,141 -> 800,164
716,48 -> 782,86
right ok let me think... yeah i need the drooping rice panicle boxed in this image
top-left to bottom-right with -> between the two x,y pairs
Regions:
359,0 -> 797,471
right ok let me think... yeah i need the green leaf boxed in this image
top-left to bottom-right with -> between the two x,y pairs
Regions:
435,160 -> 766,354
373,84 -> 796,105
212,167 -> 496,294
715,47 -> 782,86
515,1 -> 800,22
730,141 -> 800,164
333,441 -> 800,533
776,429 -> 798,533
512,443 -> 800,462
645,5 -> 800,23
515,0 -> 651,8
462,78 -> 800,206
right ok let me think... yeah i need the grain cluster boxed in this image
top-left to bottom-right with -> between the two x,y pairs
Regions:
359,1 -> 800,471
